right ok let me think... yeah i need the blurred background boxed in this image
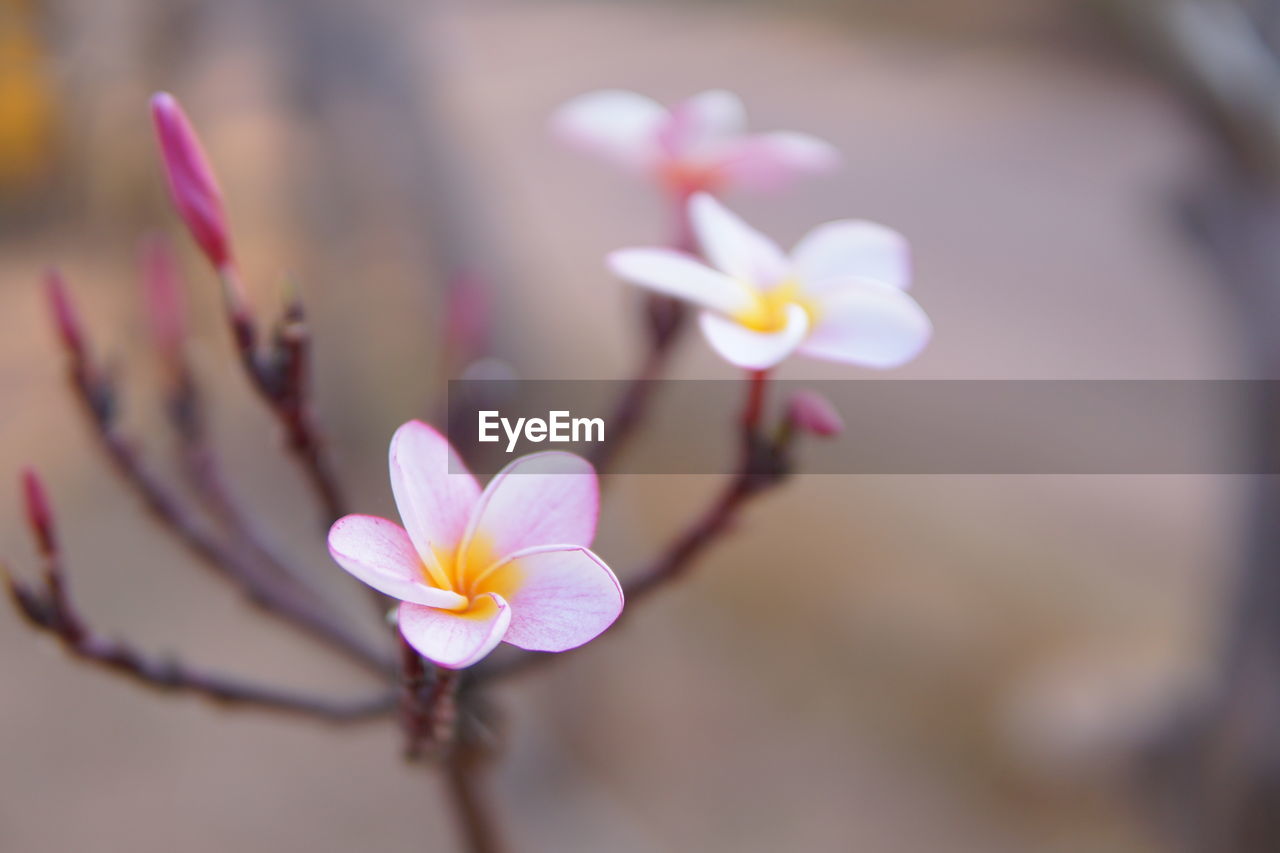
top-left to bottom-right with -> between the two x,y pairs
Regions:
2,0 -> 1277,850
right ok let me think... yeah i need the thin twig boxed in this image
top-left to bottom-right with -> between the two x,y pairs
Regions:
586,195 -> 697,473
46,274 -> 393,674
4,574 -> 395,722
399,636 -> 431,759
2,485 -> 395,724
222,271 -> 349,527
166,365 -> 330,597
586,322 -> 681,473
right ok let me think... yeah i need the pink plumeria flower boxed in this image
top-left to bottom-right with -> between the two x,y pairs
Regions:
551,89 -> 839,197
328,421 -> 623,669
608,194 -> 932,370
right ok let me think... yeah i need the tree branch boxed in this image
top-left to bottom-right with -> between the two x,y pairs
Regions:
2,484 -> 395,724
44,273 -> 393,675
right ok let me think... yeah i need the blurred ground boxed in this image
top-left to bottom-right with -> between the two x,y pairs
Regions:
0,1 -> 1243,851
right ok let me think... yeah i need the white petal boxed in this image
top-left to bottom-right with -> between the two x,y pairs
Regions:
398,595 -> 511,670
476,544 -> 623,653
662,90 -> 746,157
698,304 -> 809,370
717,132 -> 841,191
388,421 -> 480,576
608,248 -> 755,316
792,220 -> 911,290
689,193 -> 789,285
800,279 -> 931,368
327,515 -> 467,609
550,89 -> 666,171
462,452 -> 598,563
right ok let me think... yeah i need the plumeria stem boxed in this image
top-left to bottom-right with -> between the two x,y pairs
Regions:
1,518 -> 395,724
402,658 -> 465,761
81,390 -> 390,675
219,267 -> 349,527
587,329 -> 678,472
586,198 -> 697,473
166,364 -> 332,604
396,643 -> 501,851
44,280 -> 392,674
629,368 -> 776,602
399,637 -> 431,759
741,369 -> 768,438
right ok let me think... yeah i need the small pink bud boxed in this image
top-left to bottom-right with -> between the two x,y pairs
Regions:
786,389 -> 844,438
140,234 -> 187,358
44,269 -> 84,357
20,467 -> 56,554
150,92 -> 233,271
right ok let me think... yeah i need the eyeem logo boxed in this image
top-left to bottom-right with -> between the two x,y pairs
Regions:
478,410 -> 605,453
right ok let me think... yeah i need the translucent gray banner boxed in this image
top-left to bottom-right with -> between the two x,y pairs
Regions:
446,380 -> 1264,474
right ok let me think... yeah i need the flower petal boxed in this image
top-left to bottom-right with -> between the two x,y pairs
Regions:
463,452 -> 598,564
689,193 -> 789,285
389,421 -> 480,575
477,545 -> 623,653
661,89 -> 746,157
717,131 -> 840,191
801,278 -> 931,368
327,515 -> 467,609
398,594 -> 511,669
550,89 -> 666,171
608,248 -> 755,316
792,220 -> 911,290
698,303 -> 809,369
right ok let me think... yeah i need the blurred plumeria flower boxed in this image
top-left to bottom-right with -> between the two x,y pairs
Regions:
328,421 -> 623,669
608,194 -> 931,370
551,89 -> 839,197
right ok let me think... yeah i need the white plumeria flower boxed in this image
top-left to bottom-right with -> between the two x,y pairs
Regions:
328,421 -> 623,669
551,89 -> 839,196
607,194 -> 932,370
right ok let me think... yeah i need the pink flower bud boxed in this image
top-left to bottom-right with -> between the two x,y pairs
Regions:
786,389 -> 844,438
44,269 -> 84,357
445,272 -> 491,361
150,92 -> 232,271
20,467 -> 56,554
140,234 -> 186,358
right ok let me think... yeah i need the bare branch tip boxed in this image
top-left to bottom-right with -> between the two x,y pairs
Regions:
43,269 -> 85,357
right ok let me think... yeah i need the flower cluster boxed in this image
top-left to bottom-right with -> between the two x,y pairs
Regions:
324,89 -> 928,668
7,78 -> 939,853
555,88 -> 931,373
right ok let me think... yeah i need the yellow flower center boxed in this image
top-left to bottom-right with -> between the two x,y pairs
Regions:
419,533 -> 523,613
732,280 -> 814,333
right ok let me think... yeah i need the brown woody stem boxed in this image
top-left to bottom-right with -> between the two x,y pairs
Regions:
52,294 -> 391,675
2,499 -> 394,723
